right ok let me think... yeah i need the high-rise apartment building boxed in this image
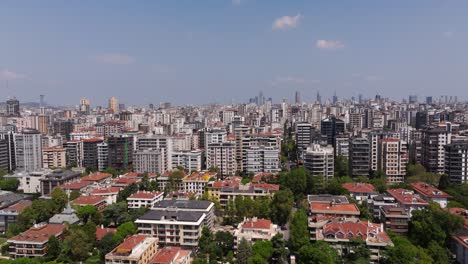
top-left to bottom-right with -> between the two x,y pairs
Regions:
0,131 -> 16,172
15,129 -> 43,172
82,138 -> 104,170
6,97 -> 20,117
97,142 -> 108,171
296,122 -> 313,150
349,137 -> 370,178
63,140 -> 83,167
133,148 -> 164,174
303,144 -> 334,181
444,142 -> 468,184
245,146 -> 280,174
108,96 -> 119,114
0,139 -> 9,172
320,116 -> 345,147
107,134 -> 134,170
421,126 -> 452,174
42,147 -> 67,168
53,120 -> 74,140
206,142 -> 236,177
378,138 -> 408,183
79,98 -> 91,115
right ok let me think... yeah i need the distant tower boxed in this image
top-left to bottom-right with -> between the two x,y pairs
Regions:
79,98 -> 91,115
295,91 -> 301,104
316,91 -> 322,104
332,91 -> 338,104
258,91 -> 264,105
39,95 -> 45,107
6,97 -> 20,117
108,96 -> 119,114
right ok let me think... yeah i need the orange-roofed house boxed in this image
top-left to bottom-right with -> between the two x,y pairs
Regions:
410,182 -> 452,208
90,187 -> 121,205
81,172 -> 113,184
96,226 -> 117,241
7,223 -> 66,258
386,188 -> 429,216
105,235 -> 158,264
72,195 -> 107,212
233,217 -> 280,248
58,180 -> 94,193
342,182 -> 378,203
150,246 -> 191,264
320,220 -> 393,262
0,200 -> 32,232
127,191 -> 164,209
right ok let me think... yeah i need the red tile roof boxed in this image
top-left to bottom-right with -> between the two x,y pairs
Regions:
83,138 -> 104,143
446,207 -> 468,229
5,200 -> 32,213
128,191 -> 163,200
342,182 -> 376,194
310,202 -> 360,215
113,235 -> 148,254
251,183 -> 280,192
58,181 -> 93,190
151,246 -> 190,264
323,221 -> 392,244
410,182 -> 452,199
72,195 -> 106,206
252,172 -> 276,183
81,172 -> 112,182
8,224 -> 65,244
90,187 -> 121,195
242,218 -> 272,230
95,227 -> 117,240
387,188 -> 429,206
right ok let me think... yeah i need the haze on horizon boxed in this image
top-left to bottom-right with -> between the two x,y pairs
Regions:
0,0 -> 467,106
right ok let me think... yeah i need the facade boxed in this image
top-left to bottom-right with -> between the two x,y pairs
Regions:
233,218 -> 280,247
152,200 -> 215,228
42,147 -> 67,169
378,138 -> 408,183
105,235 -> 158,264
320,116 -> 345,146
72,195 -> 107,212
108,96 -> 119,114
206,142 -> 236,177
0,131 -> 16,172
421,126 -> 452,174
63,140 -> 83,167
134,148 -> 165,174
386,188 -> 429,216
295,122 -> 313,150
40,170 -> 82,196
348,137 -> 370,178
0,139 -> 9,172
7,223 -> 66,258
171,150 -> 202,172
341,183 -> 377,203
410,182 -> 451,208
108,134 -> 134,170
97,142 -> 109,171
6,97 -> 20,117
150,246 -> 191,264
82,138 -> 104,170
127,191 -> 164,209
380,206 -> 410,235
303,144 -> 334,181
15,129 -> 43,172
444,142 -> 468,184
245,146 -> 280,174
0,200 -> 31,232
218,183 -> 279,209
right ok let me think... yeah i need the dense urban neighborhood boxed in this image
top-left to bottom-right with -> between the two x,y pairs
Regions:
0,93 -> 467,264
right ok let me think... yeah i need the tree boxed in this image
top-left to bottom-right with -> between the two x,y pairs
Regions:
334,155 -> 349,177
290,210 -> 310,252
65,229 -> 93,261
97,232 -> 120,256
77,205 -> 99,224
297,241 -> 339,264
237,238 -> 252,264
384,235 -> 432,264
247,254 -> 268,264
46,236 -> 61,260
271,234 -> 289,264
251,240 -> 273,260
215,231 -> 234,257
117,183 -> 139,202
345,238 -> 370,262
69,190 -> 81,201
270,189 -> 293,226
116,222 -> 137,238
279,167 -> 308,199
102,202 -> 132,226
51,187 -> 68,212
0,178 -> 19,191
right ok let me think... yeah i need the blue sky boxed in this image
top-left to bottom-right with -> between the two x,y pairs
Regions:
0,0 -> 467,106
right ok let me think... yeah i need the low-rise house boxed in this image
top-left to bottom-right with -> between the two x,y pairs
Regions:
386,188 -> 429,216
164,191 -> 193,201
410,182 -> 451,208
136,210 -> 206,248
7,223 -> 66,258
367,195 -> 398,221
96,226 -> 117,241
233,217 -> 280,248
72,195 -> 107,212
40,170 -> 82,196
318,221 -> 393,263
218,183 -> 279,209
58,180 -> 94,193
81,172 -> 113,184
342,183 -> 377,203
90,187 -> 121,205
0,200 -> 31,232
380,206 -> 410,235
206,177 -> 242,201
105,235 -> 159,264
451,231 -> 468,264
127,191 -> 164,209
49,203 -> 80,225
152,200 -> 215,228
150,246 -> 191,264
181,171 -> 216,195
112,176 -> 141,188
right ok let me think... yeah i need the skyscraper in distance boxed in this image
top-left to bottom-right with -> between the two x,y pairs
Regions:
108,96 -> 119,114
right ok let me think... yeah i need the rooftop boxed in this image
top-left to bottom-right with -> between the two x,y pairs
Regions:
7,224 -> 65,244
137,210 -> 205,222
410,182 -> 452,199
310,202 -> 360,215
342,182 -> 376,194
128,191 -> 163,200
151,246 -> 191,264
153,200 -> 213,210
81,172 -> 112,182
72,195 -> 106,206
241,218 -> 272,230
387,188 -> 429,206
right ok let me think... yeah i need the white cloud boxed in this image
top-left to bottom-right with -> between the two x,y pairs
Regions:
94,53 -> 136,65
316,39 -> 345,50
272,14 -> 302,31
0,69 -> 26,80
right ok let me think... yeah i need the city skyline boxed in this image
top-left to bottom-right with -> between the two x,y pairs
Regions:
1,0 -> 467,105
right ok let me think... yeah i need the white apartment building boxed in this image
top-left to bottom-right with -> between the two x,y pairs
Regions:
97,142 -> 108,171
378,138 -> 408,183
303,144 -> 334,181
42,147 -> 67,169
137,135 -> 173,172
233,217 -> 280,247
206,142 -> 237,177
127,191 -> 164,209
105,235 -> 158,264
15,129 -> 43,172
171,150 -> 202,172
134,148 -> 165,175
245,146 -> 280,173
